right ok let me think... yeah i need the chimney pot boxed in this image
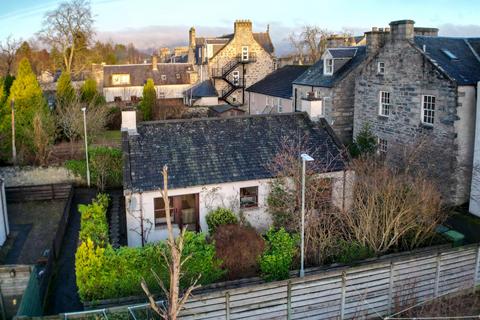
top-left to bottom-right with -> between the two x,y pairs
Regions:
152,55 -> 158,71
121,110 -> 137,135
372,27 -> 378,32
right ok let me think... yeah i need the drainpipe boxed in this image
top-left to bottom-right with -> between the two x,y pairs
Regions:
342,170 -> 346,212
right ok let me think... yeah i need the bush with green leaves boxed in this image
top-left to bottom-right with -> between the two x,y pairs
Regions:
259,228 -> 298,282
334,240 -> 374,264
65,146 -> 122,190
140,78 -> 156,121
75,195 -> 224,302
205,208 -> 238,234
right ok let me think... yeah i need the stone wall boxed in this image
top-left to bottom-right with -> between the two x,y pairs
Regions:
353,39 -> 469,204
209,21 -> 274,105
0,166 -> 82,187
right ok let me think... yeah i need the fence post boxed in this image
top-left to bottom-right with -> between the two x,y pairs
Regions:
340,271 -> 346,320
434,252 -> 441,297
225,291 -> 230,320
287,280 -> 292,320
473,244 -> 480,293
387,261 -> 394,314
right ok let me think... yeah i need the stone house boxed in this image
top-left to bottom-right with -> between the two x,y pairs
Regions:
187,20 -> 275,106
292,46 -> 367,144
91,60 -> 198,102
121,111 -> 349,246
353,19 -> 480,205
246,65 -> 309,114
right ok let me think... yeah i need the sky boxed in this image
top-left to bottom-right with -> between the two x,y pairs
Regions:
1,0 -> 480,55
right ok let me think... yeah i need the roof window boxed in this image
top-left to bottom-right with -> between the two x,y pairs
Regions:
441,49 -> 458,60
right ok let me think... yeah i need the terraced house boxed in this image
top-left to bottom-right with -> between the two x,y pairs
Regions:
353,19 -> 480,205
187,20 -> 275,106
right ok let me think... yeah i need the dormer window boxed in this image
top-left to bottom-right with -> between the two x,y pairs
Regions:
324,59 -> 333,75
111,74 -> 130,85
377,62 -> 385,75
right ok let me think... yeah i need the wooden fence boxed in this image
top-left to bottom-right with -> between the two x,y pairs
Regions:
6,184 -> 72,202
0,265 -> 33,319
175,244 -> 480,320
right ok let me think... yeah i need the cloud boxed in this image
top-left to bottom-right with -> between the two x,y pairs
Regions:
437,23 -> 480,37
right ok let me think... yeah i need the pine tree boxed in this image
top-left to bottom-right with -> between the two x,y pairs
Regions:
141,78 -> 156,121
80,78 -> 104,105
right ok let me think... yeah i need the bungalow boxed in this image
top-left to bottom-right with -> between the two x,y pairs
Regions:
121,111 -> 349,247
246,65 -> 310,114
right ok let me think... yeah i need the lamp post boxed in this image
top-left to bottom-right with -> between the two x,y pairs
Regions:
81,107 -> 90,187
10,99 -> 16,166
300,153 -> 314,278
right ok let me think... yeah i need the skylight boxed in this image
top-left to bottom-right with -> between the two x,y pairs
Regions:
441,48 -> 458,60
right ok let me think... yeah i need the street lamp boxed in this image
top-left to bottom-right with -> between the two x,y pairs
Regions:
300,153 -> 314,278
10,99 -> 16,166
81,107 -> 91,187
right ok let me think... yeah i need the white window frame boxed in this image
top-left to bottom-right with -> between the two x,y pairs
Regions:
378,138 -> 388,154
277,98 -> 283,113
161,74 -> 167,81
111,74 -> 130,85
421,95 -> 436,126
324,59 -> 333,75
379,91 -> 391,117
241,46 -> 249,61
232,70 -> 240,86
377,62 -> 385,75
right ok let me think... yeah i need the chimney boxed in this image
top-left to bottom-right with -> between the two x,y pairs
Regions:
389,20 -> 415,42
414,27 -> 439,37
189,27 -> 196,48
234,20 -> 253,36
152,55 -> 158,71
121,110 -> 137,135
365,27 -> 390,55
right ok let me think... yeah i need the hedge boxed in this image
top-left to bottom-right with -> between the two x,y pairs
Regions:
75,194 -> 224,302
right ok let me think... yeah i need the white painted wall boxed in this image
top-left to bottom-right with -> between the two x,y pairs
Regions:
469,83 -> 480,216
193,96 -> 219,106
125,170 -> 351,247
103,84 -> 192,102
248,92 -> 293,115
0,179 -> 9,246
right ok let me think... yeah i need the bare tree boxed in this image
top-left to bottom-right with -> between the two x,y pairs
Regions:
288,26 -> 334,64
32,110 -> 56,166
0,35 -> 21,75
141,166 -> 200,320
38,0 -> 94,74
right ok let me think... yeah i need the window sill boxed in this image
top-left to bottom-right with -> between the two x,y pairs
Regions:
240,205 -> 259,211
377,115 -> 389,120
420,123 -> 434,130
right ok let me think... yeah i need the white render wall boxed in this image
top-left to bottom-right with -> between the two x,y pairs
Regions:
469,82 -> 480,216
103,84 -> 192,102
247,92 -> 293,115
125,170 -> 351,247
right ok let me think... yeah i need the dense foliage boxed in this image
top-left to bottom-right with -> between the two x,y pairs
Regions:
140,78 -> 155,121
65,146 -> 122,190
259,228 -> 298,282
205,208 -> 238,234
80,78 -> 105,105
349,123 -> 377,157
75,194 -> 224,302
56,72 -> 76,105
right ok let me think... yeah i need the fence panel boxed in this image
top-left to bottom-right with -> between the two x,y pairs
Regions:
6,184 -> 72,202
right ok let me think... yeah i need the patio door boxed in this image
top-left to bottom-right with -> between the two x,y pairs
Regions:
172,194 -> 199,232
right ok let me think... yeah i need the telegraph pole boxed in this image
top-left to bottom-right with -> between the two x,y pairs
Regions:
10,99 -> 16,166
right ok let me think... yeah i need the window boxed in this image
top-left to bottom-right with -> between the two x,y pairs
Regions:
161,74 -> 167,81
422,95 -> 435,125
379,91 -> 391,117
266,96 -> 271,107
130,95 -> 138,102
154,197 -> 175,227
277,98 -> 283,113
441,49 -> 458,60
232,70 -> 240,86
377,62 -> 385,75
324,59 -> 333,75
114,96 -> 122,102
242,46 -> 249,61
378,138 -> 388,154
175,73 -> 181,79
240,186 -> 258,208
158,92 -> 165,99
112,74 -> 130,85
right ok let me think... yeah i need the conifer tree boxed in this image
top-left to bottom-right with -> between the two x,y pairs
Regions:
141,78 -> 156,121
56,71 -> 76,105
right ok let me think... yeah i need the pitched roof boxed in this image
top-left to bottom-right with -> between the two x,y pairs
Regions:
328,47 -> 358,59
221,32 -> 275,54
185,80 -> 218,98
102,63 -> 194,87
413,36 -> 480,85
246,65 -> 310,99
123,113 -> 344,192
293,46 -> 367,87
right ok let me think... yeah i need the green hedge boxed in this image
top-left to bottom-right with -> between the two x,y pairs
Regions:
205,208 -> 238,234
259,228 -> 298,282
75,194 -> 225,302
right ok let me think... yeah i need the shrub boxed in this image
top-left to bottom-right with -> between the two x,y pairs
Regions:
213,224 -> 265,280
75,195 -> 224,302
334,240 -> 374,264
65,146 -> 122,190
260,228 -> 298,282
205,208 -> 238,234
140,78 -> 155,121
349,123 -> 377,157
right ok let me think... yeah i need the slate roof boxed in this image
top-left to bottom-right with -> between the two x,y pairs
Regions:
246,65 -> 310,99
123,113 -> 345,192
328,48 -> 358,59
209,105 -> 244,113
103,63 -> 194,87
413,36 -> 480,85
293,46 -> 367,87
185,80 -> 218,98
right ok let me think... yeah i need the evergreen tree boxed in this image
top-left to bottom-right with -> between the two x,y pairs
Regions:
349,123 -> 377,157
80,78 -> 104,105
1,58 -> 51,163
56,71 -> 76,105
141,78 -> 156,121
